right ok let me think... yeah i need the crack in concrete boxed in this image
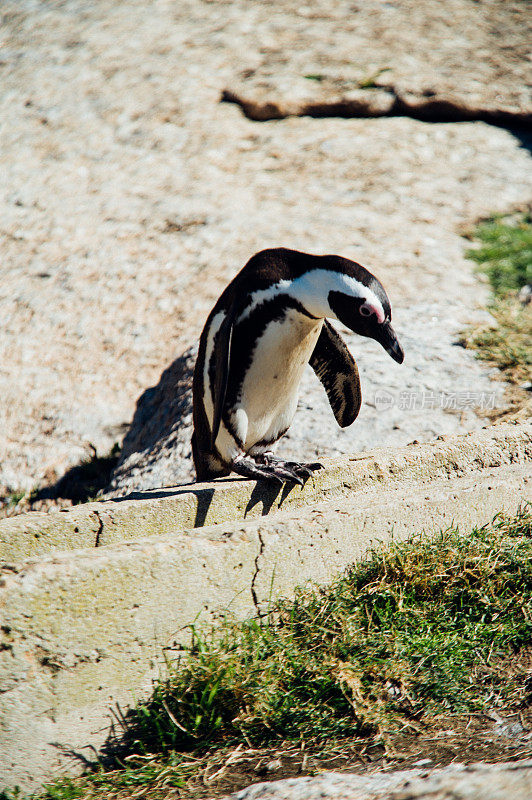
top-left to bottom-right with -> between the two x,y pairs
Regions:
221,87 -> 531,129
250,529 -> 265,616
93,511 -> 104,547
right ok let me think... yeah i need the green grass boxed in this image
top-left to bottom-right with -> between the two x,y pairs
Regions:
358,67 -> 391,89
129,507 -> 532,752
2,489 -> 26,508
461,299 -> 531,386
303,73 -> 326,82
9,508 -> 531,800
465,210 -> 532,296
462,209 -> 532,393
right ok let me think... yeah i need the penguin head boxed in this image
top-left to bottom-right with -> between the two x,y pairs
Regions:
286,254 -> 404,363
328,282 -> 404,364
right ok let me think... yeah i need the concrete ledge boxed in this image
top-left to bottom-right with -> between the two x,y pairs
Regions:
1,421 -> 531,562
1,423 -> 531,791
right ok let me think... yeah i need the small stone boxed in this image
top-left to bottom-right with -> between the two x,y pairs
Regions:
265,759 -> 283,772
518,285 -> 532,305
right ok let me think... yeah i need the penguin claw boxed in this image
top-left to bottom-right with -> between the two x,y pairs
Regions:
272,466 -> 304,486
285,461 -> 322,479
232,455 -> 307,485
232,455 -> 283,484
253,455 -> 323,484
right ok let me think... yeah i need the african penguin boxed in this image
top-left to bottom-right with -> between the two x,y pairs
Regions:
192,248 -> 404,485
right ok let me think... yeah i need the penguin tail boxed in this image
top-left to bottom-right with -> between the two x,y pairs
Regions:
192,431 -> 231,482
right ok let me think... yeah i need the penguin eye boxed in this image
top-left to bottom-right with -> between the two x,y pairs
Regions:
359,304 -> 373,317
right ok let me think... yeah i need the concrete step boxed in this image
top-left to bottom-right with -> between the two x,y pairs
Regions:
0,422 -> 531,792
1,421 -> 531,563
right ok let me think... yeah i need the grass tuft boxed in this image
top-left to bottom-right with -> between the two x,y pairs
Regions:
303,73 -> 325,82
7,508 -> 531,800
462,209 -> 532,409
461,299 -> 531,386
128,507 -> 532,755
465,210 -> 532,296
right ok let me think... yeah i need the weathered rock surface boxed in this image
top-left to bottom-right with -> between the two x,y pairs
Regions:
1,0 -> 531,497
219,760 -> 532,800
221,0 -> 531,123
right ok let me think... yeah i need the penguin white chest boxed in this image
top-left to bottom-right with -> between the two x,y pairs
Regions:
237,311 -> 323,449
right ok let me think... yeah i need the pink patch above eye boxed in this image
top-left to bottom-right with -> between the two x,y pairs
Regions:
360,302 -> 385,323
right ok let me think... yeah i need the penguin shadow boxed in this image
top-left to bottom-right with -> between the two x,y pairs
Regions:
181,475 -> 304,525
109,475 -> 304,527
244,477 -> 306,518
108,483 -> 216,528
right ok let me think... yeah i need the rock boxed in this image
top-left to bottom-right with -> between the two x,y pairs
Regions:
223,85 -> 531,126
519,285 -> 532,305
221,1 -> 531,124
218,759 -> 532,800
1,0 -> 531,496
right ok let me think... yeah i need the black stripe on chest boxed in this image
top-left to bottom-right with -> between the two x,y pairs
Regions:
210,295 -> 315,436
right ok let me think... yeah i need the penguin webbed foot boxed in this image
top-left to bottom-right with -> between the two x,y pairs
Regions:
232,453 -> 285,484
232,453 -> 322,486
257,452 -> 322,484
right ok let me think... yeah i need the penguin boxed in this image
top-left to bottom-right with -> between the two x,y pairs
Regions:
192,248 -> 404,484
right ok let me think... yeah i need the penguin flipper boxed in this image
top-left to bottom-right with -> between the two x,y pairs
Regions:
309,320 -> 362,428
211,311 -> 234,448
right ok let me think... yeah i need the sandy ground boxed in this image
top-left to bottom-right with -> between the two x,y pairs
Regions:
0,0 -> 531,496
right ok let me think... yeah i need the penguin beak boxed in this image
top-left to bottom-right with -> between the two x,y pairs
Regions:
377,321 -> 404,364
